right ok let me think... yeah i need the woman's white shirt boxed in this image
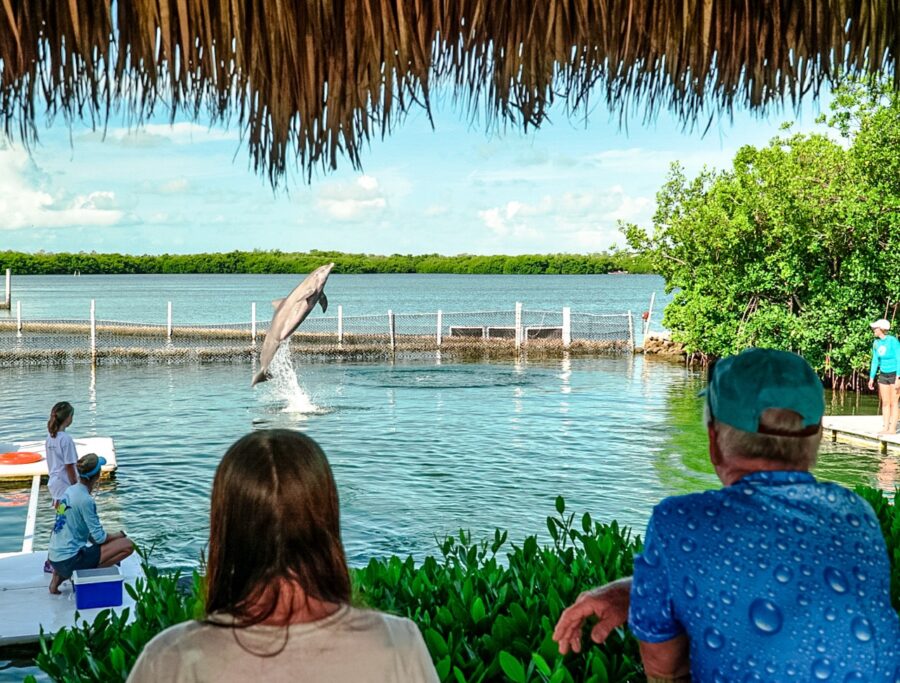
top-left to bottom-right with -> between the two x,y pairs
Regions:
45,431 -> 78,501
126,606 -> 440,683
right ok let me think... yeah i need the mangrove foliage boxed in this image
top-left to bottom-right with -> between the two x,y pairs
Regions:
624,79 -> 900,386
0,251 -> 652,277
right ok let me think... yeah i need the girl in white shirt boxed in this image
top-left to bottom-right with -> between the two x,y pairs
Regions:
128,429 -> 439,683
45,401 -> 78,504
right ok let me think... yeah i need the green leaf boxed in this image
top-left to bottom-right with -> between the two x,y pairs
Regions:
424,628 -> 449,658
435,656 -> 452,681
110,645 -> 126,673
555,496 -> 565,515
531,652 -> 551,676
549,669 -> 567,683
470,597 -> 486,623
498,651 -> 526,683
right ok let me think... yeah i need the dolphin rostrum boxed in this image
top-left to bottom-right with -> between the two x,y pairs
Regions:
252,262 -> 334,386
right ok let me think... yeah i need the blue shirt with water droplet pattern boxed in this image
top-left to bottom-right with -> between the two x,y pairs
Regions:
628,471 -> 900,681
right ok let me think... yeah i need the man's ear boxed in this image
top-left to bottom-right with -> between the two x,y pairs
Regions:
707,423 -> 723,467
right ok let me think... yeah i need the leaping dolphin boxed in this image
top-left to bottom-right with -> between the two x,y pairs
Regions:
252,262 -> 334,386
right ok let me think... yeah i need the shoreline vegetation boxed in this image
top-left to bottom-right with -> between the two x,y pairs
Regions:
21,490 -> 899,683
623,78 -> 900,387
0,250 -> 653,276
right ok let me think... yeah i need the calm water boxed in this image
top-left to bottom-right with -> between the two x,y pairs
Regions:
0,273 -> 669,324
0,356 -> 892,565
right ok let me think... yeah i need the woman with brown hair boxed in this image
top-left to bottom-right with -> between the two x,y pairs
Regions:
128,429 -> 438,682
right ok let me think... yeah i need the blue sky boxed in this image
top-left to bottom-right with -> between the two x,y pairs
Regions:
0,90 -> 831,255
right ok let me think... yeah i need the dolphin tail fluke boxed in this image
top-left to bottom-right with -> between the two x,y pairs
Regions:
251,368 -> 269,387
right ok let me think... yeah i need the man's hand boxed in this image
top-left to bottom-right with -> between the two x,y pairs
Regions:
869,379 -> 875,391
552,578 -> 632,654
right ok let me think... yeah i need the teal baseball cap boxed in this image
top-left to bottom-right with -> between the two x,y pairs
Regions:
702,348 -> 824,436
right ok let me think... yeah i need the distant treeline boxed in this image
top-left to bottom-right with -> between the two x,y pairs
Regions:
0,250 -> 654,275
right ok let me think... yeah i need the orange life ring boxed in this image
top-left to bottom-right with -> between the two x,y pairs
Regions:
0,451 -> 43,466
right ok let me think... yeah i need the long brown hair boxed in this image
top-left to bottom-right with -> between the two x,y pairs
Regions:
205,429 -> 351,627
47,402 -> 74,438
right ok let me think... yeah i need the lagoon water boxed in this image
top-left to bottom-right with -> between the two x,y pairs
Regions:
0,273 -> 669,324
0,275 -> 892,570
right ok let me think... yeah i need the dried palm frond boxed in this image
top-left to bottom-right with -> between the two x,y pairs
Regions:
1,1 -> 897,186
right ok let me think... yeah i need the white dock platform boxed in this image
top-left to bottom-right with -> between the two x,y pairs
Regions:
0,551 -> 142,646
0,435 -> 138,647
0,437 -> 118,482
822,415 -> 900,454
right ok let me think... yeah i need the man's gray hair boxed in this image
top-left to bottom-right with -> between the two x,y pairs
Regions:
705,405 -> 822,467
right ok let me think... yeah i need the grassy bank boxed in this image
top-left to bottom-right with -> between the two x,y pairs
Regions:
25,489 -> 899,683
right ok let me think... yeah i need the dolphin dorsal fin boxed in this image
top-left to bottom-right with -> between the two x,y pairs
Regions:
272,298 -> 286,309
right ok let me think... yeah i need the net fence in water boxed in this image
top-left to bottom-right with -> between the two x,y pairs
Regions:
0,308 -> 635,366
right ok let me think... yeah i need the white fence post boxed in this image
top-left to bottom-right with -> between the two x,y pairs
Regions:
436,309 -> 443,347
90,299 -> 97,361
337,304 -> 343,346
166,301 -> 173,339
251,302 -> 257,346
644,291 -> 656,339
388,310 -> 396,352
16,300 -> 22,334
515,302 -> 523,350
562,307 -> 571,348
3,268 -> 10,310
627,310 -> 634,351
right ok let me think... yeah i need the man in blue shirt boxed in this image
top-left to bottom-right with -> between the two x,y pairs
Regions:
48,453 -> 134,594
554,348 -> 899,681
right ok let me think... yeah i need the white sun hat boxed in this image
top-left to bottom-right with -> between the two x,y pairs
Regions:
870,318 -> 891,330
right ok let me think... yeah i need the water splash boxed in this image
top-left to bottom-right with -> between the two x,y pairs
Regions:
261,342 -> 322,414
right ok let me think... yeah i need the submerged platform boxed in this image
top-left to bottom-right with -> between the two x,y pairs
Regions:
0,551 -> 142,646
822,415 -> 900,454
0,437 -> 118,482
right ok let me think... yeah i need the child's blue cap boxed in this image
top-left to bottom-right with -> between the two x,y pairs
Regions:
701,348 -> 824,435
77,454 -> 107,479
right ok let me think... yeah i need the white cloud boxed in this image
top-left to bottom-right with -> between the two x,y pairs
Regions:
158,178 -> 191,194
587,146 -> 735,174
357,175 -> 379,191
424,204 -> 450,217
315,175 -> 388,221
82,122 -> 238,147
476,187 -> 652,250
0,147 -> 136,230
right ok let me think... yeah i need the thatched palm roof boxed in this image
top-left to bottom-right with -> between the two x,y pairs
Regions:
1,1 -> 898,185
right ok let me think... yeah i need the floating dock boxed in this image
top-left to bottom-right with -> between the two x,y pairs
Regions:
822,415 -> 900,454
0,436 -> 139,647
0,437 -> 118,482
0,552 -> 142,646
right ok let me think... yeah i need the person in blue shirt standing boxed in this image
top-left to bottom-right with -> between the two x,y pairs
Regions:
554,348 -> 899,681
868,318 -> 900,434
48,453 -> 135,594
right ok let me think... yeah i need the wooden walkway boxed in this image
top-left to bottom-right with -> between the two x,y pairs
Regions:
822,415 -> 900,454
